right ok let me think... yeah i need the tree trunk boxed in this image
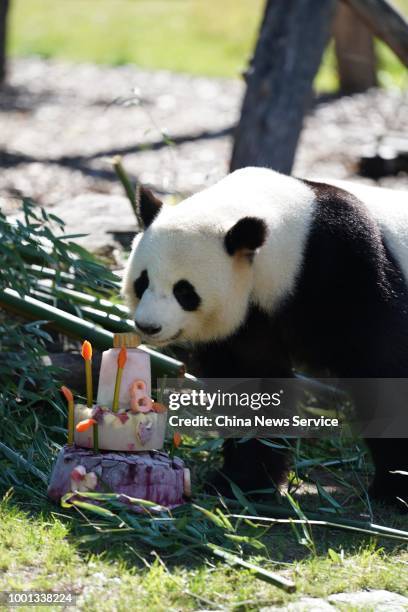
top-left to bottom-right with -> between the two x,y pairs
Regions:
230,0 -> 337,174
334,3 -> 377,94
0,0 -> 10,84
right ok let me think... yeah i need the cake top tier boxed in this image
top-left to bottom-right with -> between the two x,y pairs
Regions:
97,336 -> 152,410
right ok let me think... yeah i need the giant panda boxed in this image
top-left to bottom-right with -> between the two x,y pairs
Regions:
122,167 -> 408,509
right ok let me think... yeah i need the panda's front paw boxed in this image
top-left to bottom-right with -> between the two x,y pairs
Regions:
203,472 -> 234,498
369,473 -> 408,513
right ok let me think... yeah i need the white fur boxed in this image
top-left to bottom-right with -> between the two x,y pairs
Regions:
122,168 -> 408,346
123,168 -> 315,345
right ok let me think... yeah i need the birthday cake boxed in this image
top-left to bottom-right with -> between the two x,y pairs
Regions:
48,333 -> 190,509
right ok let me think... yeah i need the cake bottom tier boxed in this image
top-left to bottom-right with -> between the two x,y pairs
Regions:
48,445 -> 190,509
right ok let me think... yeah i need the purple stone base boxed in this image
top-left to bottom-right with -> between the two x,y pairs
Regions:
48,445 -> 188,509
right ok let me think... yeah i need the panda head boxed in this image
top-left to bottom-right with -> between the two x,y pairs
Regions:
122,186 -> 267,346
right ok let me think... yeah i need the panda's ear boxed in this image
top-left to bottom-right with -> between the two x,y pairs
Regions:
136,185 -> 163,229
224,217 -> 267,258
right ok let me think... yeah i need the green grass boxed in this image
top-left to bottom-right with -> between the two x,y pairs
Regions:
1,495 -> 407,611
9,0 -> 408,89
9,0 -> 262,79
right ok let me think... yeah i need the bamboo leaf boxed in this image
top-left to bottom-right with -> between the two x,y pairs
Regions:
224,533 -> 265,550
193,504 -> 228,529
316,481 -> 343,513
226,478 -> 258,516
61,495 -> 117,518
328,548 -> 342,563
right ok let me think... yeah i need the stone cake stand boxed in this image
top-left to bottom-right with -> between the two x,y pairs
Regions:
48,445 -> 190,509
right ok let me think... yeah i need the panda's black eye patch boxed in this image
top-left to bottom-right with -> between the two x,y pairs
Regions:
134,270 -> 149,299
173,280 -> 201,311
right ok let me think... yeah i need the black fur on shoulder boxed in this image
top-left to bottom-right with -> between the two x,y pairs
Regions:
137,185 -> 163,229
224,216 -> 267,257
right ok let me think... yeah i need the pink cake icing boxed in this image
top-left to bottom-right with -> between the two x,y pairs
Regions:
48,446 -> 190,509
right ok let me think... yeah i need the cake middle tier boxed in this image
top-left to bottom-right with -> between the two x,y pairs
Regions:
74,404 -> 167,451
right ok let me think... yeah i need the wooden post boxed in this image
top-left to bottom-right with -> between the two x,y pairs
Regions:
0,0 -> 10,84
343,0 -> 408,67
230,0 -> 337,174
334,2 -> 377,94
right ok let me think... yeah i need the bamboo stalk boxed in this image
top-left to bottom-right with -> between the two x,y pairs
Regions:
29,264 -> 121,287
175,530 -> 296,592
53,286 -> 128,317
227,514 -> 408,543
77,306 -> 134,334
219,497 -> 408,542
208,544 -> 296,592
28,288 -> 132,334
0,288 -> 186,380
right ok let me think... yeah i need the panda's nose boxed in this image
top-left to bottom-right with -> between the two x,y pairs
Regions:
135,321 -> 162,336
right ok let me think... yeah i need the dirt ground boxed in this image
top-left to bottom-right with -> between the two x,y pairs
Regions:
1,57 -> 407,227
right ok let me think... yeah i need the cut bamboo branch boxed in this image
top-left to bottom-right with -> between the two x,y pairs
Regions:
29,264 -> 121,287
342,0 -> 408,66
0,288 -> 186,380
208,544 -> 296,592
171,529 -> 296,592
53,286 -> 128,318
228,513 -> 408,543
28,288 -> 131,334
217,495 -> 408,542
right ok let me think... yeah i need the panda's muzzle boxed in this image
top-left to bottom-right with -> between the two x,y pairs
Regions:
134,321 -> 162,336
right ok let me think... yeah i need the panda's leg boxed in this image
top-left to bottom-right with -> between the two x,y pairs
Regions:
349,375 -> 408,510
219,438 -> 289,493
365,438 -> 408,509
195,326 -> 293,496
218,377 -> 294,495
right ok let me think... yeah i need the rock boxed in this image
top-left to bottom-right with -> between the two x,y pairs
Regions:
262,590 -> 408,611
327,589 -> 408,610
